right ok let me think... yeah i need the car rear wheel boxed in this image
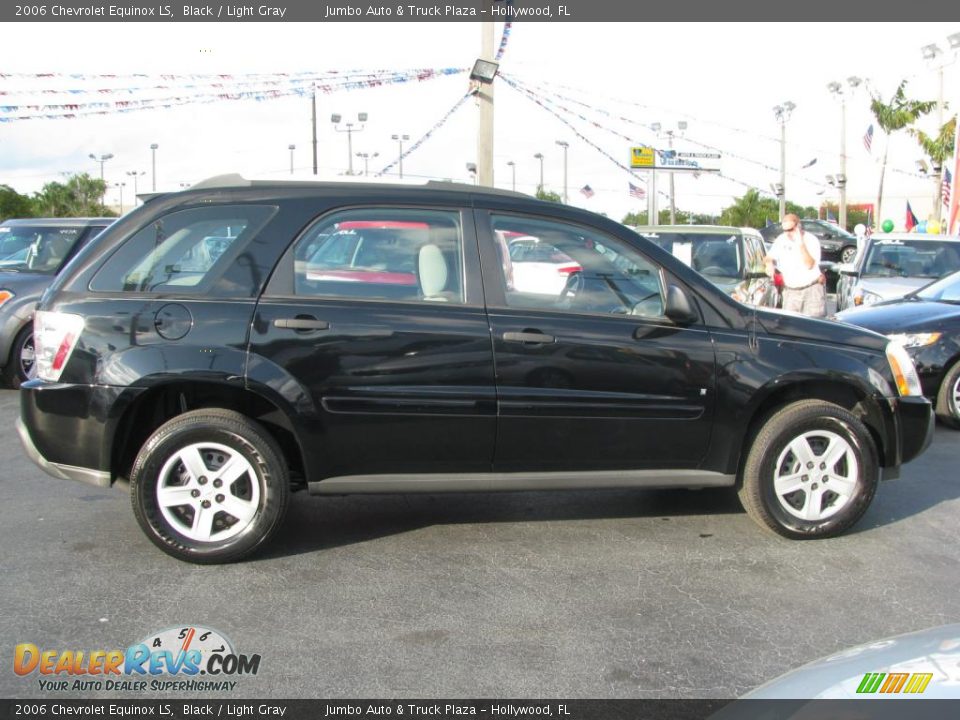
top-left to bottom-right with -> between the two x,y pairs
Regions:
935,360 -> 960,429
4,324 -> 36,389
739,400 -> 878,539
841,245 -> 858,264
130,409 -> 289,563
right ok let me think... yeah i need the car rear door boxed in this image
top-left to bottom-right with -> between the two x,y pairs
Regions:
476,209 -> 716,473
247,205 -> 497,481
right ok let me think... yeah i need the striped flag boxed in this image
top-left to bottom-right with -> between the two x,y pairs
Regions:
906,201 -> 918,231
628,182 -> 646,200
580,184 -> 595,199
943,168 -> 952,209
863,124 -> 874,154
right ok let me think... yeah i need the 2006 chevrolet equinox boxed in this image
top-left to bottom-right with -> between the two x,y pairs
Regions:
17,176 -> 934,563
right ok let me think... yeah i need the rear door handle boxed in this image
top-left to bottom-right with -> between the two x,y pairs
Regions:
274,317 -> 330,331
503,331 -> 555,344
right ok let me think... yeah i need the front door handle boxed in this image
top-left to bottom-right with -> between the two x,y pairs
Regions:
275,317 -> 330,331
503,331 -> 555,344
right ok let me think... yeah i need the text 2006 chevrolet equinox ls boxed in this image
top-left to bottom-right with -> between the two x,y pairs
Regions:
17,176 -> 934,562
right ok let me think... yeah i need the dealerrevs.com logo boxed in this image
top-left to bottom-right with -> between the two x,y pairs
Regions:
14,626 -> 261,693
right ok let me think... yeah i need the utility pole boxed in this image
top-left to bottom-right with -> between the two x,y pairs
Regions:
476,21 -> 495,187
556,140 -> 569,203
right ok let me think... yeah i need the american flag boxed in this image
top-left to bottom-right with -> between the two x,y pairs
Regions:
580,184 -> 595,199
863,124 -> 874,154
944,168 -> 952,208
628,182 -> 646,200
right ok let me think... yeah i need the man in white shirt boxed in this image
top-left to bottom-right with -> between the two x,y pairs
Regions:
764,214 -> 826,317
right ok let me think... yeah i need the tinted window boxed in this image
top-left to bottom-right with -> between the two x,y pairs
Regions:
90,206 -> 274,293
490,214 -> 664,318
293,209 -> 464,304
0,225 -> 85,275
643,231 -> 743,280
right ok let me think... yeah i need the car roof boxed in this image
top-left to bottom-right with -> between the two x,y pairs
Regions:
868,233 -> 960,243
0,217 -> 114,227
632,225 -> 756,235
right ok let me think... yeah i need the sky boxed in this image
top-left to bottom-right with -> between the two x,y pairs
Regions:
1,21 -> 958,227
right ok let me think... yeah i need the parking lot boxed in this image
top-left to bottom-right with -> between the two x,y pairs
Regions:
1,385 -> 958,699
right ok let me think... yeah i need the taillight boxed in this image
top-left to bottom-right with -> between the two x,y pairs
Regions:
557,264 -> 582,276
34,310 -> 85,382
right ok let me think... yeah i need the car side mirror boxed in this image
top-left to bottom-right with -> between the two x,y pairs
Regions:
837,263 -> 857,276
664,284 -> 699,325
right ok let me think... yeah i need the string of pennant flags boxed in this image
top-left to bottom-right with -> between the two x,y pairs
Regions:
376,92 -> 474,177
0,67 -> 466,122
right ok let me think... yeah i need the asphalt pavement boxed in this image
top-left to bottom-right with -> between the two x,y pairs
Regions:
1,387 -> 958,699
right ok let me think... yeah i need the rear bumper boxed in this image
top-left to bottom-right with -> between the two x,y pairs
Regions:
17,416 -> 110,487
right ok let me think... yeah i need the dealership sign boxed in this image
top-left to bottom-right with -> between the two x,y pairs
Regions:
630,146 -> 721,172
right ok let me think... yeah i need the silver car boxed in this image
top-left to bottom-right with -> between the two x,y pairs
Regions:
835,233 -> 960,311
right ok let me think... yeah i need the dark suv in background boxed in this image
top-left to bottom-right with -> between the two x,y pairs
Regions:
0,217 -> 113,387
17,177 -> 933,563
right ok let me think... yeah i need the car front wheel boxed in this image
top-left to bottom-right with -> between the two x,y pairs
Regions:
841,245 -> 858,264
130,409 -> 289,563
935,360 -> 960,429
738,400 -> 878,539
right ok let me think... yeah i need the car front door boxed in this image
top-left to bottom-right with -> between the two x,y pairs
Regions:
248,206 -> 496,480
477,210 -> 716,472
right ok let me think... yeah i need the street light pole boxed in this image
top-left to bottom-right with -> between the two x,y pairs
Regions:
773,102 -> 795,221
392,134 -> 409,178
356,152 -> 379,176
150,144 -> 158,191
555,140 -> 569,203
89,152 -> 114,205
533,153 -> 544,193
289,144 -> 296,175
332,112 -> 368,175
114,182 -> 125,214
476,21 -> 495,187
506,161 -> 516,191
126,171 -> 145,206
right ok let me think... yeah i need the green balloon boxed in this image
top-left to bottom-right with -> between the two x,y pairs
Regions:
881,219 -> 894,233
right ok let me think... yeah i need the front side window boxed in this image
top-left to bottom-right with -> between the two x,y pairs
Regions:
90,205 -> 274,293
490,214 -> 664,318
0,225 -> 85,275
293,209 -> 465,304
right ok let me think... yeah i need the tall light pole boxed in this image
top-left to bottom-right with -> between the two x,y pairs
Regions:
773,102 -> 795,221
89,153 -> 113,205
506,160 -> 516,191
655,121 -> 687,225
533,152 -> 544,193
126,170 -> 145,206
391,133 -> 410,178
288,144 -> 296,175
466,162 -> 478,186
828,77 -> 861,230
474,22 -> 496,187
311,89 -> 318,175
114,182 -> 126,214
149,144 -> 158,191
356,152 -> 379,176
332,112 -> 368,175
555,140 -> 569,203
922,35 -> 959,222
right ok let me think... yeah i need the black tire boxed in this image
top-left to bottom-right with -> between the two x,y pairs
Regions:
4,324 -> 35,389
841,245 -> 858,264
935,360 -> 960,429
130,409 -> 289,564
738,400 -> 878,539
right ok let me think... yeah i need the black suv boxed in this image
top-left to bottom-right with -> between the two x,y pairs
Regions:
18,176 -> 934,563
761,219 -> 859,264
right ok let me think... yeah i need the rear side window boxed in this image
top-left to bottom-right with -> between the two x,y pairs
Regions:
90,206 -> 274,293
292,209 -> 465,304
0,225 -> 85,275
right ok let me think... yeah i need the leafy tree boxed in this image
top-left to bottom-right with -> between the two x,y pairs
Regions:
870,81 -> 935,222
535,187 -> 563,203
621,209 -> 716,226
0,185 -> 34,222
31,173 -> 115,217
910,114 -> 957,221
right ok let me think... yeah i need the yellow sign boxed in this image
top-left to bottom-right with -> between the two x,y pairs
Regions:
630,146 -> 655,168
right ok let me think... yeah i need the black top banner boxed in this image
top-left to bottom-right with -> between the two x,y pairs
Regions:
2,0 -> 956,22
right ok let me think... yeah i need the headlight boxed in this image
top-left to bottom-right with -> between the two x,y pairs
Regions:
853,289 -> 882,306
885,341 -> 923,397
0,290 -> 14,307
886,332 -> 941,349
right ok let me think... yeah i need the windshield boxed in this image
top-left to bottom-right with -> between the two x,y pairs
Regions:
862,240 -> 960,279
644,231 -> 744,280
915,270 -> 960,303
0,225 -> 86,274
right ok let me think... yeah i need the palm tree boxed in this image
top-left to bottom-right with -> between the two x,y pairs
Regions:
910,115 -> 957,222
870,81 -> 935,224
720,188 -> 769,227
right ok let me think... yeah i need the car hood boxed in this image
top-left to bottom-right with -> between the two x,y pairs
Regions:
756,307 -> 888,352
732,623 -> 960,700
0,271 -> 54,296
858,276 -> 934,299
835,299 -> 960,333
